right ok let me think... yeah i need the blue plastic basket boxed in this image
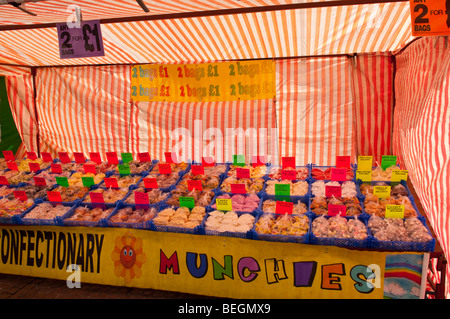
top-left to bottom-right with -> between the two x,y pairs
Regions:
310,164 -> 356,182
208,191 -> 261,214
202,210 -> 256,239
61,202 -> 117,227
103,202 -> 158,229
265,165 -> 310,181
150,204 -> 206,234
19,200 -> 77,226
259,193 -> 309,215
263,178 -> 310,198
82,186 -> 131,205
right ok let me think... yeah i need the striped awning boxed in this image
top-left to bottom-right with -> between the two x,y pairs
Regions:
0,0 -> 415,67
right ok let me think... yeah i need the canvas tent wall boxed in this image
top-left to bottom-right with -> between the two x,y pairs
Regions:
0,0 -> 448,297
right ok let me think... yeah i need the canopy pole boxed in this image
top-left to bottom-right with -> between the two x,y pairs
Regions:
30,66 -> 40,157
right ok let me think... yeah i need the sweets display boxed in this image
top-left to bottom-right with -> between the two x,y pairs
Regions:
74,161 -> 117,174
189,164 -> 227,176
2,170 -> 35,184
165,189 -> 214,207
312,215 -> 368,240
311,167 -> 354,180
227,165 -> 266,178
363,193 -> 417,218
311,180 -> 357,198
359,182 -> 409,198
368,215 -> 432,242
268,166 -> 309,180
5,184 -> 53,200
153,206 -> 206,228
139,172 -> 179,189
65,205 -> 114,222
109,206 -> 157,224
0,186 -> 15,198
50,186 -> 89,202
261,199 -> 307,215
265,180 -> 308,196
68,172 -> 106,187
310,196 -> 362,216
211,193 -> 260,212
23,202 -> 70,220
150,162 -> 188,174
255,213 -> 309,236
0,198 -> 34,217
204,210 -> 255,233
220,176 -> 264,194
371,165 -> 401,181
177,174 -> 221,191
18,158 -> 51,172
32,170 -> 73,186
84,187 -> 129,203
125,187 -> 169,204
114,160 -> 152,174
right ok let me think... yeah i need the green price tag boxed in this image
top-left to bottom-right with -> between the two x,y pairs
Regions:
357,156 -> 373,170
356,170 -> 372,182
391,170 -> 408,182
118,164 -> 131,175
179,196 -> 195,209
216,198 -> 232,211
121,153 -> 134,164
81,176 -> 95,187
275,184 -> 290,197
233,154 -> 246,167
385,205 -> 405,218
381,155 -> 397,170
55,176 -> 69,187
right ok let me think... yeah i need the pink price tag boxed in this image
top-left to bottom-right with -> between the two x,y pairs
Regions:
143,177 -> 158,189
282,157 -> 295,169
231,183 -> 247,194
58,152 -> 71,164
331,168 -> 347,181
104,177 -> 119,188
325,185 -> 342,198
13,190 -> 27,202
165,152 -> 176,164
0,176 -> 9,185
84,164 -> 97,174
275,201 -> 294,214
158,163 -> 172,174
281,169 -> 296,180
27,151 -> 37,161
251,155 -> 266,167
28,162 -> 41,172
2,150 -> 15,161
73,152 -> 85,164
191,165 -> 205,176
89,152 -> 102,164
202,157 -> 215,167
138,152 -> 151,162
33,176 -> 47,186
106,152 -> 119,165
187,180 -> 202,191
47,191 -> 62,202
41,152 -> 53,162
328,204 -> 347,216
7,161 -> 18,171
51,163 -> 63,174
336,156 -> 351,168
135,191 -> 150,205
89,192 -> 105,204
236,168 -> 250,179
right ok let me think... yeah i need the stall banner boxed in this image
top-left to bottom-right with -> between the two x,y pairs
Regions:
130,60 -> 276,102
409,0 -> 450,36
0,225 -> 427,299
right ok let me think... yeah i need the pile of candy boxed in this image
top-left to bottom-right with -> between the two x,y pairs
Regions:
139,172 -> 179,189
0,198 -> 34,217
18,158 -> 51,172
125,187 -> 169,204
368,215 -> 432,242
109,175 -> 141,188
165,189 -> 214,207
255,213 -> 309,236
177,174 -> 221,191
211,193 -> 260,212
363,194 -> 417,218
220,176 -> 265,194
261,199 -> 307,215
188,164 -> 227,177
265,180 -> 308,196
68,172 -> 106,187
204,210 -> 255,233
6,184 -> 53,200
310,196 -> 362,216
311,180 -> 357,198
153,206 -> 206,228
65,205 -> 114,222
32,170 -> 72,186
115,160 -> 152,174
50,186 -> 89,202
311,167 -> 354,180
371,165 -> 401,181
268,167 -> 309,180
24,203 -> 70,220
312,215 -> 368,240
0,185 -> 15,198
150,162 -> 188,174
84,187 -> 129,203
109,206 -> 158,224
227,165 -> 266,178
4,171 -> 35,184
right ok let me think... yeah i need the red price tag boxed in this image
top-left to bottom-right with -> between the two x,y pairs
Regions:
336,156 -> 351,168
191,165 -> 205,176
331,168 -> 347,181
7,161 -> 18,171
58,152 -> 71,164
33,176 -> 47,186
231,184 -> 246,194
89,192 -> 105,204
325,185 -> 342,197
165,152 -> 176,164
202,157 -> 215,167
143,177 -> 158,189
328,204 -> 347,216
275,201 -> 294,214
158,163 -> 172,174
187,180 -> 202,191
282,157 -> 295,169
47,191 -> 62,202
13,190 -> 27,201
281,169 -> 296,180
135,191 -> 150,205
84,164 -> 97,174
104,177 -> 119,188
27,151 -> 37,160
236,168 -> 250,179
2,150 -> 15,161
73,152 -> 85,164
28,162 -> 41,172
41,152 -> 53,162
51,163 -> 63,174
251,155 -> 266,167
106,152 -> 119,165
89,152 -> 102,164
0,176 -> 9,185
138,152 -> 151,162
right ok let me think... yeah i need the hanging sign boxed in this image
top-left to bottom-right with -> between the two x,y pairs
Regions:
409,0 -> 450,36
56,20 -> 105,59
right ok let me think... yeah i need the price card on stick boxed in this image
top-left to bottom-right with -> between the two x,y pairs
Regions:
179,196 -> 195,209
251,155 -> 266,167
357,156 -> 373,171
281,157 -> 295,169
381,155 -> 397,170
191,165 -> 205,176
2,150 -> 15,161
73,152 -> 85,164
386,205 -> 405,218
143,177 -> 158,189
106,152 -> 119,165
55,176 -> 69,187
135,191 -> 150,206
325,185 -> 342,198
233,154 -> 246,167
84,164 -> 97,174
58,152 -> 71,164
330,168 -> 347,181
82,176 -> 95,187
231,184 -> 246,194
28,162 -> 40,172
7,161 -> 18,171
138,152 -> 151,163
281,169 -> 296,180
121,153 -> 133,164
0,176 -> 9,185
47,191 -> 62,203
187,180 -> 202,191
374,186 -> 391,199
236,168 -> 250,179
33,177 -> 47,187
13,191 -> 27,202
356,170 -> 372,182
51,163 -> 63,174
328,204 -> 347,216
158,163 -> 172,174
89,192 -> 105,206
41,152 -> 53,162
275,184 -> 290,197
336,156 -> 350,168
202,157 -> 215,167
27,151 -> 37,161
89,152 -> 102,165
104,177 -> 119,188
391,170 -> 409,183
216,198 -> 232,211
165,152 -> 176,164
275,201 -> 293,214
118,164 -> 131,175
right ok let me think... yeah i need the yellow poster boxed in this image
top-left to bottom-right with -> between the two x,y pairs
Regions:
130,60 -> 276,102
0,225 -> 426,299
409,0 -> 450,36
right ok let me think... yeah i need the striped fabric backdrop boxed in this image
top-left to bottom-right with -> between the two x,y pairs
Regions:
393,36 -> 450,298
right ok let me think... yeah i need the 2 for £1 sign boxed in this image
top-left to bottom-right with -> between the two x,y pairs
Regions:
409,0 -> 450,35
130,60 -> 275,102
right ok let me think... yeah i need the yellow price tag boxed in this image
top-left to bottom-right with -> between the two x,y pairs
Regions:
356,170 -> 372,182
391,170 -> 408,182
385,205 -> 405,218
216,198 -> 232,211
373,185 -> 391,199
357,156 -> 373,170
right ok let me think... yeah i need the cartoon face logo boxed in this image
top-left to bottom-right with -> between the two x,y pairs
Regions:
111,232 -> 146,283
120,245 -> 136,269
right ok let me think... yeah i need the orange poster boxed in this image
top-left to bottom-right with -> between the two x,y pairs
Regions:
410,0 -> 450,36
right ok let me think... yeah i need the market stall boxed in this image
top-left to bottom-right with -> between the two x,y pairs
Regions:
0,0 -> 448,299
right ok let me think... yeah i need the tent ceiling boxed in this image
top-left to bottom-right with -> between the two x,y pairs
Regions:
0,0 -> 416,66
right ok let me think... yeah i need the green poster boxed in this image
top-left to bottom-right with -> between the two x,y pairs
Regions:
0,76 -> 22,157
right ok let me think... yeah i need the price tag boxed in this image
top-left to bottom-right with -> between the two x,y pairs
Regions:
187,180 -> 202,191
51,163 -> 63,174
165,152 -> 176,164
28,162 -> 41,172
138,152 -> 151,162
231,184 -> 246,194
58,152 -> 71,164
356,170 -> 372,182
0,176 -> 9,185
26,151 -> 37,161
89,191 -> 105,204
84,164 -> 97,174
216,198 -> 232,211
47,191 -> 62,202
13,191 -> 27,202
381,155 -> 397,170
106,152 -> 119,165
55,176 -> 69,187
121,153 -> 133,164
143,177 -> 158,189
191,165 -> 205,176
357,156 -> 373,171
33,176 -> 47,186
202,157 -> 215,167
135,191 -> 150,205
281,169 -> 296,180
373,185 -> 391,199
104,177 -> 119,188
325,185 -> 342,198
89,152 -> 102,165
118,164 -> 131,175
73,152 -> 85,164
6,161 -> 18,171
236,168 -> 250,179
328,204 -> 347,216
158,163 -> 172,174
41,152 -> 53,162
82,176 -> 95,187
391,170 -> 408,182
275,184 -> 290,197
2,150 -> 15,161
233,154 -> 246,167
56,20 -> 105,59
251,155 -> 266,167
281,157 -> 295,169
179,196 -> 195,209
385,205 -> 405,218
336,156 -> 351,169
330,168 -> 347,181
275,201 -> 293,214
